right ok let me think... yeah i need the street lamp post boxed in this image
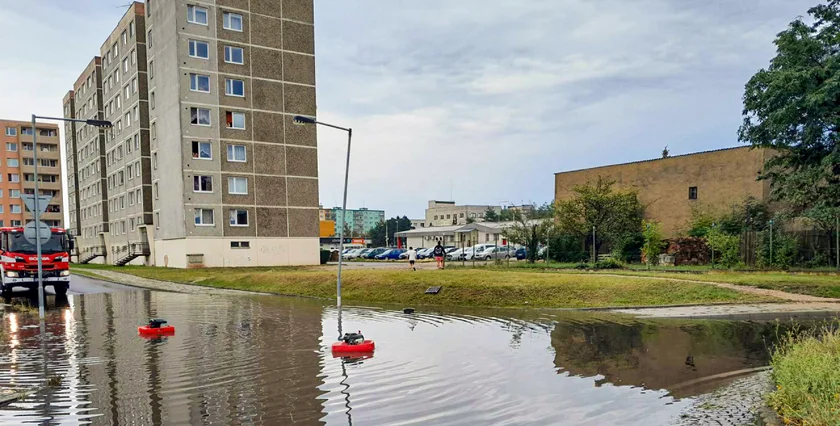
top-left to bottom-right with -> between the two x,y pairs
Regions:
30,115 -> 111,319
294,116 -> 352,308
769,219 -> 775,268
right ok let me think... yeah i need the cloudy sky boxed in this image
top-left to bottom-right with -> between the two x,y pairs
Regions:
0,0 -> 815,220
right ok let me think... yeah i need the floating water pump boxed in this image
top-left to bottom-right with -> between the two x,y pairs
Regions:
138,318 -> 175,337
331,330 -> 375,353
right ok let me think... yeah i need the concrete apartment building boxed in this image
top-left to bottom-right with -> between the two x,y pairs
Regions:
554,147 -> 772,236
63,57 -> 110,263
320,207 -> 384,237
424,200 -> 501,227
0,120 -> 63,228
64,0 -> 319,268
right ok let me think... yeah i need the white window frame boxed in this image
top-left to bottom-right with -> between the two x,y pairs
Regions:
192,141 -> 212,160
6,159 -> 17,168
227,144 -> 246,162
190,108 -> 211,126
189,39 -> 210,59
5,143 -> 16,152
223,12 -> 243,32
194,208 -> 214,226
224,46 -> 244,64
229,209 -> 249,226
227,111 -> 246,129
228,177 -> 248,195
225,78 -> 245,97
193,175 -> 213,193
187,5 -> 209,25
10,189 -> 20,199
189,73 -> 211,93
10,205 -> 21,214
4,127 -> 16,136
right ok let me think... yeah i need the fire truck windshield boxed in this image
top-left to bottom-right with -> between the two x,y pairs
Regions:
8,232 -> 67,255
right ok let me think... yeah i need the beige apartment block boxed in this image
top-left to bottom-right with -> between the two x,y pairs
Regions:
0,120 -> 63,229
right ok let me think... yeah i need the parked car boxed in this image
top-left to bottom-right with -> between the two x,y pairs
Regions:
375,249 -> 405,260
416,248 -> 433,259
515,247 -> 528,260
480,246 -> 515,260
463,244 -> 496,261
363,248 -> 387,259
346,248 -> 372,260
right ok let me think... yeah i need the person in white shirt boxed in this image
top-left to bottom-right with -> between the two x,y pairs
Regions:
407,247 -> 418,271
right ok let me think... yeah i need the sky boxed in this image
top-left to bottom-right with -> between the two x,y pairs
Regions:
0,0 -> 817,222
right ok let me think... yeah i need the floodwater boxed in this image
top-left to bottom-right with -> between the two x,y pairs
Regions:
0,291 -> 812,425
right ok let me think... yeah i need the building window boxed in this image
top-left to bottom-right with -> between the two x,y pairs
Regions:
132,78 -> 137,93
152,122 -> 157,139
129,21 -> 135,37
190,107 -> 211,126
154,182 -> 159,199
225,111 -> 245,129
194,208 -> 214,226
10,220 -> 19,227
4,127 -> 16,136
230,241 -> 250,249
225,78 -> 245,97
6,143 -> 16,151
11,205 -> 21,214
124,84 -> 131,100
192,141 -> 211,159
155,212 -> 160,229
189,73 -> 210,92
6,159 -> 18,168
149,60 -> 154,79
150,92 -> 156,109
148,30 -> 153,48
689,186 -> 698,200
224,46 -> 244,64
7,174 -> 19,183
434,215 -> 438,220
20,128 -> 32,136
228,177 -> 247,195
189,39 -> 210,59
223,12 -> 243,31
187,5 -> 208,25
193,175 -> 213,192
123,57 -> 129,73
227,144 -> 246,162
131,49 -> 136,65
229,209 -> 248,226
10,190 -> 19,198
460,213 -> 465,218
153,153 -> 158,169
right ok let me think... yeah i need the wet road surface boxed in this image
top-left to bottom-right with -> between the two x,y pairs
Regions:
62,274 -> 135,295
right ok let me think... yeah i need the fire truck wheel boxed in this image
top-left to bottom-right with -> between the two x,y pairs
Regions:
1,286 -> 10,299
53,284 -> 68,296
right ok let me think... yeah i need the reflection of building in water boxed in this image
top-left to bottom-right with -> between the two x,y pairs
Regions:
70,291 -> 325,425
550,319 -> 783,397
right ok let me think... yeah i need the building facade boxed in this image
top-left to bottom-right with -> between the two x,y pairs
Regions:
322,207 -> 384,237
0,120 -> 63,228
64,0 -> 319,267
554,147 -> 771,236
424,200 -> 501,227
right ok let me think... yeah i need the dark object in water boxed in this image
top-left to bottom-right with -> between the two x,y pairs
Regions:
425,286 -> 442,295
403,308 -> 415,314
148,318 -> 168,328
341,331 -> 365,345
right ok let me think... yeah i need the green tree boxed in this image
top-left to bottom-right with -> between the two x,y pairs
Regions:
706,228 -> 742,268
367,216 -> 413,247
554,177 -> 645,253
738,1 -> 840,218
499,208 -> 522,222
484,208 -> 499,222
641,221 -> 665,266
531,202 -> 556,219
503,216 -> 554,263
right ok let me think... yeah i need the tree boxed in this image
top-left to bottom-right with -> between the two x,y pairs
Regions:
502,215 -> 554,263
641,221 -> 664,266
554,177 -> 645,253
738,1 -> 840,219
484,208 -> 499,222
498,208 -> 522,222
367,216 -> 412,247
531,202 -> 556,220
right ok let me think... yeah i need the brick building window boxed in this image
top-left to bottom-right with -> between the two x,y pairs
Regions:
688,186 -> 698,200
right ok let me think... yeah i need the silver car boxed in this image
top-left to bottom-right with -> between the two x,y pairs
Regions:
477,246 -> 515,260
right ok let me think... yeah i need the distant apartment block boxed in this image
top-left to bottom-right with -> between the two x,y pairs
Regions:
63,1 -> 318,267
0,120 -> 63,228
424,200 -> 501,227
320,207 -> 384,237
554,147 -> 771,236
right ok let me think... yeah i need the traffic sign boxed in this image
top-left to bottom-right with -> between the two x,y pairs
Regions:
21,194 -> 53,215
24,220 -> 52,242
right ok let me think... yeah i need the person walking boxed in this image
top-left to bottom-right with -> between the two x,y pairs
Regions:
433,241 -> 446,270
407,247 -> 417,271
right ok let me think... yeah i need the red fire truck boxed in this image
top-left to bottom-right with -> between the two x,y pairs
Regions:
0,227 -> 72,297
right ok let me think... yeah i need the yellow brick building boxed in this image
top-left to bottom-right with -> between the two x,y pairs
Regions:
554,147 -> 771,236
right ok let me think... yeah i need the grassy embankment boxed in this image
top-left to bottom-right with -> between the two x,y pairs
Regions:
72,264 -> 775,308
465,261 -> 840,299
768,326 -> 840,425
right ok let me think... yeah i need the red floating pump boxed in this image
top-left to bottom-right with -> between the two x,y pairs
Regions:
138,318 -> 175,337
331,331 -> 375,353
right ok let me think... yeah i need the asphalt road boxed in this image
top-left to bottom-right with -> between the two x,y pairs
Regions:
61,274 -> 136,295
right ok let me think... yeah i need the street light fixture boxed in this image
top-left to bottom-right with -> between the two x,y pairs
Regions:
293,115 -> 352,309
30,114 -> 112,320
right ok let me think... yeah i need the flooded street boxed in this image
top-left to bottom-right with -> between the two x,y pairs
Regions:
0,290 -> 812,425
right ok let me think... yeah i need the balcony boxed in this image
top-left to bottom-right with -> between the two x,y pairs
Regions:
22,180 -> 61,191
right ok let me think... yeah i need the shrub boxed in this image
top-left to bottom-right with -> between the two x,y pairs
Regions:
641,221 -> 664,265
706,228 -> 742,268
756,230 -> 799,269
546,234 -> 587,263
593,258 -> 624,269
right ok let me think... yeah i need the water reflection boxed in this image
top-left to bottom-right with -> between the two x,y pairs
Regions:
0,291 -> 829,425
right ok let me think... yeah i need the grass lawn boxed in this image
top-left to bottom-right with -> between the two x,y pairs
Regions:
768,325 -> 840,425
72,264 -> 774,309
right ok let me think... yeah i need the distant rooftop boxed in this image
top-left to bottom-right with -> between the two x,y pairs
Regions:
554,146 -> 753,175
